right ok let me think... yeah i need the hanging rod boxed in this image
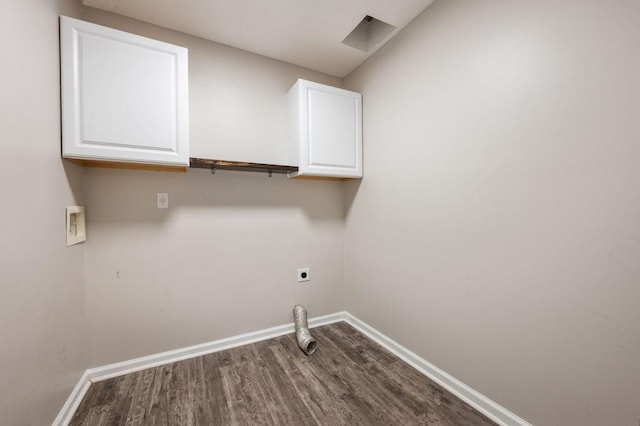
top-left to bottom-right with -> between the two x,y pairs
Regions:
189,157 -> 298,176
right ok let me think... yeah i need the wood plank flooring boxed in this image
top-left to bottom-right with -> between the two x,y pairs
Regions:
71,322 -> 496,425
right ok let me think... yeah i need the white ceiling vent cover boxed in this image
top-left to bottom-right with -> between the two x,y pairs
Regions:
342,15 -> 397,53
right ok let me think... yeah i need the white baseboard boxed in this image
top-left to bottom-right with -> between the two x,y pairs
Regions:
87,311 -> 345,382
52,370 -> 91,426
343,313 -> 531,426
55,311 -> 529,426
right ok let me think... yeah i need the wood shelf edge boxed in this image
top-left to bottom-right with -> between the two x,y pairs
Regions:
66,158 -> 187,173
65,157 -> 357,180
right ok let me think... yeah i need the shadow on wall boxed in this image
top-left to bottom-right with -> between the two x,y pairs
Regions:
344,178 -> 363,219
80,164 -> 347,224
62,160 -> 85,205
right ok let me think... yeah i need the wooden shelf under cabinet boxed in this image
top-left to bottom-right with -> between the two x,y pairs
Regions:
67,157 -> 329,178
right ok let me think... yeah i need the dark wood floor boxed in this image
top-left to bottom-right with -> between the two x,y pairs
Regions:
71,322 -> 495,425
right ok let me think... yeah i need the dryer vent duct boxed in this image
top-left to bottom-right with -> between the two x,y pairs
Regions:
293,305 -> 317,355
342,15 -> 397,53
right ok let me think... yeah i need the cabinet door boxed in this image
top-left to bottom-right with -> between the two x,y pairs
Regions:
290,80 -> 362,178
60,16 -> 189,166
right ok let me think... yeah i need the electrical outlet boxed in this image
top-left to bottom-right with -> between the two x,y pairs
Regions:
297,268 -> 310,282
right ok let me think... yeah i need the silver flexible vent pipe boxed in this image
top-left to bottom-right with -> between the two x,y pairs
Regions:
293,305 -> 317,355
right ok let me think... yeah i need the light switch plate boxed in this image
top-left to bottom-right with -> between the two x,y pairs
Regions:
66,206 -> 86,246
157,192 -> 169,209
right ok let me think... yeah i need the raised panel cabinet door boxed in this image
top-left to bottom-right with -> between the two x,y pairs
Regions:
289,80 -> 362,178
60,16 -> 189,166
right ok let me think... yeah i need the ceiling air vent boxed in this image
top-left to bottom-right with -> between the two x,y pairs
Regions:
342,15 -> 397,53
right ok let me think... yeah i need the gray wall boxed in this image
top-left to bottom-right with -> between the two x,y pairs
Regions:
0,2 -> 346,423
5,0 -> 640,424
77,7 -> 343,166
0,1 -> 88,424
73,9 -> 347,366
83,168 -> 345,365
343,0 -> 640,424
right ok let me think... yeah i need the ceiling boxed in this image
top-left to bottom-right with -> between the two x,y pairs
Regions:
82,0 -> 434,78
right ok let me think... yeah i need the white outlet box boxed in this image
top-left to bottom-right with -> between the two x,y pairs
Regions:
297,268 -> 310,282
66,206 -> 86,246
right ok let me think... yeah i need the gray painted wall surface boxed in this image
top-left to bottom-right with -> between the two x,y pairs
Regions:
4,1 -> 640,424
0,1 -> 88,424
344,1 -> 640,424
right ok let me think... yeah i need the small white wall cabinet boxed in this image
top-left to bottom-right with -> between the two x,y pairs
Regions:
288,79 -> 362,178
60,16 -> 189,167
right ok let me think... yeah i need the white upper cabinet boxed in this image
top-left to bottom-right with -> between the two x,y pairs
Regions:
288,79 -> 362,178
60,16 -> 189,167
